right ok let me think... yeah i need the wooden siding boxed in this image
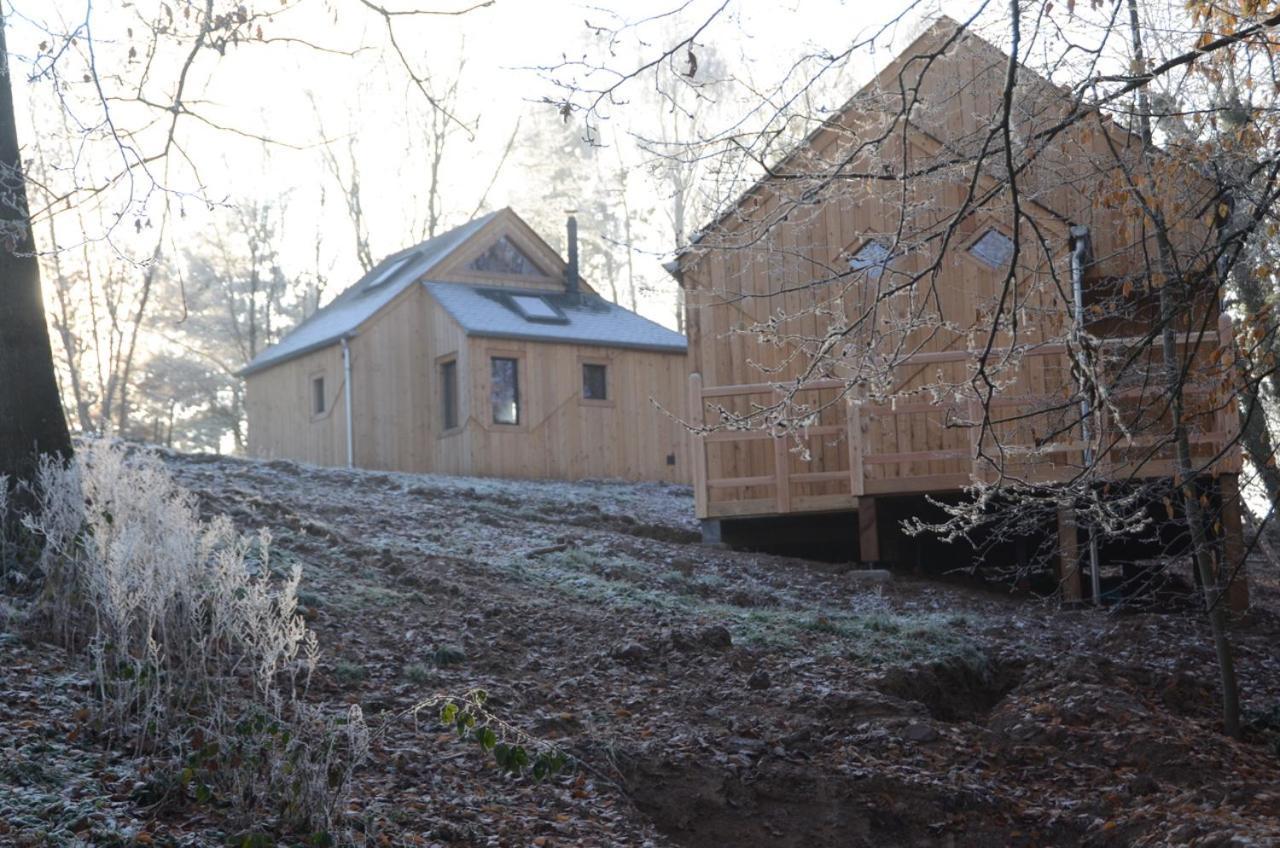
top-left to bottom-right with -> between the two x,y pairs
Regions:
246,274 -> 689,483
464,336 -> 688,483
678,22 -> 1238,520
245,342 -> 349,465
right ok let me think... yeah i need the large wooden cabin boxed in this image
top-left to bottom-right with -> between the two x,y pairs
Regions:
674,19 -> 1246,603
243,209 -> 689,483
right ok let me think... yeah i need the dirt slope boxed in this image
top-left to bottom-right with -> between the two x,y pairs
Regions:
4,451 -> 1280,846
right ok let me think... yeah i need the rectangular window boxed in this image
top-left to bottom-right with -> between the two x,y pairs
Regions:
582,363 -> 607,400
312,375 -> 325,416
490,357 -> 520,425
440,359 -> 458,430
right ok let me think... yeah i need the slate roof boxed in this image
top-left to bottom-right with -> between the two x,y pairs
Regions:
240,212 -> 499,376
424,282 -> 687,354
241,210 -> 687,376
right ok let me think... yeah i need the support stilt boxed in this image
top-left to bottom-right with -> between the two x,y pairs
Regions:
1057,505 -> 1083,603
858,497 -> 880,564
1219,473 -> 1250,612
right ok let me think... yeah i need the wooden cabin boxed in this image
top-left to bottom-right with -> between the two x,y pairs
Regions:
674,19 -> 1247,604
242,209 -> 689,483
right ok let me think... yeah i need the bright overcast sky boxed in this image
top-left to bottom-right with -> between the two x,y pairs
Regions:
11,0 -> 999,326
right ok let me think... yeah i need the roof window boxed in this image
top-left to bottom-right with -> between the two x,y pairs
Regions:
509,294 -> 568,324
968,229 -> 1014,269
364,253 -> 415,290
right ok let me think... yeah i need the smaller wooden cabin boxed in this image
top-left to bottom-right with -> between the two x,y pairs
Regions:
242,209 -> 689,483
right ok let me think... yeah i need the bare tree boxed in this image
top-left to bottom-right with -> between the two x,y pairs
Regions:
0,10 -> 70,489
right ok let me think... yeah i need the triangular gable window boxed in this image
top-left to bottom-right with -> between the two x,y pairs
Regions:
468,236 -> 544,276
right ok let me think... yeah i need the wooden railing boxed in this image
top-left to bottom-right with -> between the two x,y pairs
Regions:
688,320 -> 1241,520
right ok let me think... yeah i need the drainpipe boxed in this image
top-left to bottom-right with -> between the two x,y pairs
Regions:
342,336 -> 354,468
1070,225 -> 1102,604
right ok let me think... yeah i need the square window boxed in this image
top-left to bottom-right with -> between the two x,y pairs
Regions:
582,363 -> 607,400
440,359 -> 458,430
849,241 -> 892,280
490,357 -> 520,425
311,375 -> 325,416
969,229 -> 1014,268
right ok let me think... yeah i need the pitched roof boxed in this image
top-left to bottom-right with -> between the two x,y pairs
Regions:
424,282 -> 687,354
240,212 -> 498,376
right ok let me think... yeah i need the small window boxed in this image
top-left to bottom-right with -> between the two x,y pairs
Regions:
510,294 -> 563,322
969,229 -> 1014,268
364,253 -> 415,290
582,363 -> 607,400
849,241 -> 892,280
311,375 -> 326,416
490,357 -> 520,425
440,359 -> 458,430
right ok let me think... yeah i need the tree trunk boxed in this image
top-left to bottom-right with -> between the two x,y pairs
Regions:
0,12 -> 72,491
1127,0 -> 1239,737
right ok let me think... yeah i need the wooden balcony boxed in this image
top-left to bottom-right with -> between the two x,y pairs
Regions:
688,320 -> 1242,521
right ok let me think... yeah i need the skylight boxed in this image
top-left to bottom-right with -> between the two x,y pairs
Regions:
364,254 -> 415,290
510,294 -> 563,322
969,229 -> 1014,269
849,241 -> 891,280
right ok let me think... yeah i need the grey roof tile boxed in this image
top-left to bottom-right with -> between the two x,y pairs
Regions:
424,282 -> 687,353
240,212 -> 498,376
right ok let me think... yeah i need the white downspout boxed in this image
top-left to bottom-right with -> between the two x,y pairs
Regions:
342,336 -> 354,468
1070,226 -> 1102,604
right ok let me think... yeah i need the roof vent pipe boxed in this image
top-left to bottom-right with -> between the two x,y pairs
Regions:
565,214 -> 580,298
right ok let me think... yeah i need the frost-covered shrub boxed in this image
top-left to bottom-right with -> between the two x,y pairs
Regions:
18,440 -> 364,836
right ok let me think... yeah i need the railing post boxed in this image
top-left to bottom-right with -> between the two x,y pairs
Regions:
967,395 -> 985,484
846,391 -> 865,497
774,433 -> 792,514
688,373 -> 709,519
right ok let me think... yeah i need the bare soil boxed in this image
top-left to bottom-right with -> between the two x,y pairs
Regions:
3,450 -> 1280,846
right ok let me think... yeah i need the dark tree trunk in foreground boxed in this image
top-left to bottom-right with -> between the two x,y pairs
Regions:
0,13 -> 72,491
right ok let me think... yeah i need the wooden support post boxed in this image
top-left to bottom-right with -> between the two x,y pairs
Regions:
967,397 -> 985,484
1057,505 -> 1083,603
846,393 -> 865,497
688,373 -> 709,520
858,496 -> 880,563
774,435 -> 792,514
1219,472 -> 1250,612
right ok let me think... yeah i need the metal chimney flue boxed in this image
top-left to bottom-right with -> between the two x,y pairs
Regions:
565,214 -> 580,298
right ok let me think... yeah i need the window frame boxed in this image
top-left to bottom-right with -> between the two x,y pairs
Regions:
579,359 -> 613,407
310,373 -> 327,419
488,354 -> 523,427
438,355 -> 460,434
959,224 -> 1017,272
847,239 -> 893,281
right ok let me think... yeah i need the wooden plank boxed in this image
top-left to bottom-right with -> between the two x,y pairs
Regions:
791,470 -> 853,484
774,436 -> 792,514
847,395 -> 865,496
689,372 -> 709,519
864,448 -> 971,465
707,475 -> 777,489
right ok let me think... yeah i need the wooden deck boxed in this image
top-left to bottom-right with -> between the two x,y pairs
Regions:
688,320 -> 1242,521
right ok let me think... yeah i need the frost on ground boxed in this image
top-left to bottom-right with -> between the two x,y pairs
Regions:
3,448 -> 1280,846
